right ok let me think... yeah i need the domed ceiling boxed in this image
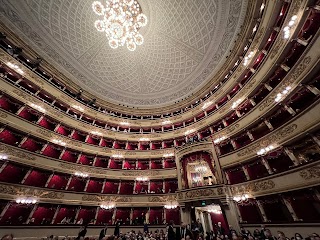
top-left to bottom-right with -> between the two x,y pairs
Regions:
0,0 -> 248,107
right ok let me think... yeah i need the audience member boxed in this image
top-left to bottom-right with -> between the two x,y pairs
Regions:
99,225 -> 108,240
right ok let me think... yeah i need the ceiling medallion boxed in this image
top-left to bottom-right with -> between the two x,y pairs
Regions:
92,0 -> 147,51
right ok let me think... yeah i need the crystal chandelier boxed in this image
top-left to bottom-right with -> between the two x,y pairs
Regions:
195,162 -> 208,175
92,0 -> 147,51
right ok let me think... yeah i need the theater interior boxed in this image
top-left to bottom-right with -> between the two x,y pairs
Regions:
0,0 -> 319,238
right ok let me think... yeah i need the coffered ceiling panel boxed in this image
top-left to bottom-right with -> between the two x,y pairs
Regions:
0,0 -> 248,107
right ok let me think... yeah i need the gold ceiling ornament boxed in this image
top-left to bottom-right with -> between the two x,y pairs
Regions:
92,0 -> 147,51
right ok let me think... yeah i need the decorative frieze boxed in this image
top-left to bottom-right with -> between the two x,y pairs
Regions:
0,183 -> 64,199
237,124 -> 297,157
0,143 -> 35,161
299,166 -> 320,180
230,180 -> 275,195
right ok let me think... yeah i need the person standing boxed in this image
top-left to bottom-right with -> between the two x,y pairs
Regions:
114,220 -> 121,236
76,225 -> 87,240
99,225 -> 108,240
167,220 -> 176,240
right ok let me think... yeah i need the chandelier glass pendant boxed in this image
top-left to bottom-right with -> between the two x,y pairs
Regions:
92,0 -> 147,51
195,162 -> 208,175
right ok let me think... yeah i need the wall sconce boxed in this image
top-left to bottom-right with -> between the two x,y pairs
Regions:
275,86 -> 292,102
52,139 -> 66,146
0,154 -> 8,160
100,203 -> 115,210
233,194 -> 250,202
72,105 -> 84,112
283,15 -> 297,39
213,136 -> 226,144
16,197 -> 37,204
30,103 -> 46,113
136,177 -> 148,181
75,172 -> 89,178
7,62 -> 24,74
231,99 -> 243,109
257,144 -> 276,156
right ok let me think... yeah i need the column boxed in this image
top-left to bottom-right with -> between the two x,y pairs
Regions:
112,208 -> 117,225
261,157 -> 273,174
54,123 -> 61,132
45,173 -> 54,187
280,64 -> 290,72
284,147 -> 300,166
176,157 -> 183,190
0,162 -> 8,174
222,119 -> 227,127
74,207 -> 81,224
16,105 -> 26,115
296,38 -> 308,46
51,205 -> 61,224
180,206 -> 191,224
94,207 -> 100,224
65,176 -> 72,190
0,202 -> 10,220
211,147 -> 224,184
130,208 -> 134,225
146,207 -> 150,224
163,208 -> 166,224
246,130 -> 254,141
162,180 -> 165,193
133,180 -> 137,193
242,166 -> 250,180
117,181 -> 121,194
282,196 -> 300,221
84,179 -> 90,192
51,100 -> 56,106
234,203 -> 243,223
231,139 -> 237,150
311,135 -> 320,147
92,156 -> 98,167
40,143 -> 48,154
256,200 -> 268,222
18,136 -> 28,147
21,169 -> 32,184
283,104 -> 296,116
225,172 -> 231,184
26,204 -> 38,224
249,98 -> 256,106
264,119 -> 274,131
101,179 -> 106,193
58,148 -> 66,159
264,83 -> 273,91
305,85 -> 320,95
36,115 -> 44,124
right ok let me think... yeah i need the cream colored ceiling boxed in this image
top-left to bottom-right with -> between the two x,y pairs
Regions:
0,0 -> 248,107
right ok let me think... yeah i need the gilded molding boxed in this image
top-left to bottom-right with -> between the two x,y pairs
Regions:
259,56 -> 312,112
148,195 -> 177,203
82,195 -> 132,202
122,170 -> 160,176
230,180 -> 275,195
269,0 -> 305,59
0,143 -> 36,161
299,166 -> 320,180
59,163 -> 106,175
0,183 -> 64,199
0,112 -> 8,118
237,124 -> 297,157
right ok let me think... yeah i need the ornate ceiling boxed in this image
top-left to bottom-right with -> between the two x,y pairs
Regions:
0,0 -> 248,107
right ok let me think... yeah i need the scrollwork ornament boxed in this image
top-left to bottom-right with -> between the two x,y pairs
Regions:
0,143 -> 35,161
299,166 -> 320,180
